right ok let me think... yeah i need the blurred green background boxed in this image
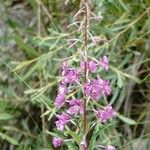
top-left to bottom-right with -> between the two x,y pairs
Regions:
0,0 -> 150,150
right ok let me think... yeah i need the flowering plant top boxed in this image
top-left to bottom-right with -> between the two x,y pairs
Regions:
51,1 -> 117,149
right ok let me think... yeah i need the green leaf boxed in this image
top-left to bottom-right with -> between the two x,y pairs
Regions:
117,114 -> 136,125
0,113 -> 13,120
108,0 -> 114,3
48,108 -> 56,121
66,127 -> 81,145
46,131 -> 66,139
117,73 -> 124,88
89,124 -> 100,150
118,0 -> 129,12
13,59 -> 36,71
111,66 -> 141,83
0,132 -> 19,145
22,63 -> 39,80
110,87 -> 120,104
13,34 -> 39,58
118,54 -> 133,68
66,141 -> 79,150
121,72 -> 141,83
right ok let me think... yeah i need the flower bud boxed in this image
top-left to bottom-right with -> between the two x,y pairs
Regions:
105,145 -> 116,150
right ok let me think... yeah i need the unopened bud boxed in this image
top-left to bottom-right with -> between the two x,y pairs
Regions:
105,145 -> 116,150
80,136 -> 87,150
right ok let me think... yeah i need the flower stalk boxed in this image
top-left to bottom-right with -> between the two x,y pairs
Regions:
51,1 -> 117,149
82,0 -> 89,149
83,1 -> 88,134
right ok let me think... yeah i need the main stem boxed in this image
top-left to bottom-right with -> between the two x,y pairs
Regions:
82,0 -> 88,150
83,1 -> 88,134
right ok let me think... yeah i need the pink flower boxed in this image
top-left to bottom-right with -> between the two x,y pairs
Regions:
89,61 -> 97,73
54,94 -> 65,109
84,78 -> 111,100
55,113 -> 70,131
99,55 -> 109,70
67,99 -> 83,115
55,120 -> 65,131
105,145 -> 116,150
84,81 -> 101,100
80,60 -> 97,73
58,83 -> 67,95
52,137 -> 63,148
61,61 -> 80,84
101,80 -> 112,96
83,82 -> 92,97
62,68 -> 80,84
90,79 -> 103,99
84,80 -> 101,100
61,61 -> 68,76
97,105 -> 116,123
54,83 -> 67,108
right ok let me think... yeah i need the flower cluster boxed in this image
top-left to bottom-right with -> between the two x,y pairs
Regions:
55,55 -> 110,109
52,55 -> 116,148
61,61 -> 80,84
84,78 -> 111,100
51,2 -> 117,149
80,55 -> 109,73
97,106 -> 116,123
67,99 -> 83,115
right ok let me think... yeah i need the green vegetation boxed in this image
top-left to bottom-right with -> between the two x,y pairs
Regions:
0,0 -> 150,149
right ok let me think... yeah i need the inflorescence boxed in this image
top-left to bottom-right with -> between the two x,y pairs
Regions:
52,1 -> 117,149
52,56 -> 116,149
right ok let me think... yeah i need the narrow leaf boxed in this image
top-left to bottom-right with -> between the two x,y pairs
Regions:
0,132 -> 19,145
0,113 -> 13,121
14,34 -> 38,58
117,114 -> 136,125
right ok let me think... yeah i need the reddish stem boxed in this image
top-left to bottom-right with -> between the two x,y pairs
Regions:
82,0 -> 88,150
